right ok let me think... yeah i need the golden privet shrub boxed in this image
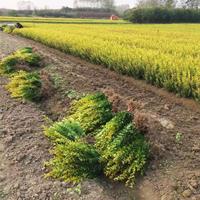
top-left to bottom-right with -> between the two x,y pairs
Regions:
46,140 -> 101,183
0,47 -> 41,74
68,93 -> 113,134
6,70 -> 42,101
44,119 -> 85,144
95,112 -> 149,187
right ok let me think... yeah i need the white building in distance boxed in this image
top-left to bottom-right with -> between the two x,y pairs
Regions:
17,1 -> 35,10
73,0 -> 102,8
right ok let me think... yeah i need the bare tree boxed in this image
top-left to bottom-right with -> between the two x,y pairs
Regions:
17,1 -> 34,10
137,0 -> 177,8
137,0 -> 162,8
101,0 -> 115,9
163,0 -> 177,8
184,0 -> 200,8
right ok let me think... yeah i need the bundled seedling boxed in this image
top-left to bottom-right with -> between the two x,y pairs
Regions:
16,47 -> 33,54
44,92 -> 112,183
6,70 -> 42,101
46,140 -> 101,183
3,25 -> 15,34
95,112 -> 149,187
44,119 -> 85,144
15,47 -> 41,66
0,47 -> 41,74
68,93 -> 113,134
0,55 -> 18,74
44,93 -> 149,186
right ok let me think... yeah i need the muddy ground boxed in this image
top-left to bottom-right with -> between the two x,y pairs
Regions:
0,32 -> 200,200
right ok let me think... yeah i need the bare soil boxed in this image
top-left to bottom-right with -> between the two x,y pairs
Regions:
0,32 -> 200,200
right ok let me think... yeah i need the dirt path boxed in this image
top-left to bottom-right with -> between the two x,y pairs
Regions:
0,77 -> 68,200
0,32 -> 200,200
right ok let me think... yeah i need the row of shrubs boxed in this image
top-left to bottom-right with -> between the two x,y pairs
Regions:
124,8 -> 200,23
44,93 -> 149,187
0,47 -> 43,101
0,47 -> 149,187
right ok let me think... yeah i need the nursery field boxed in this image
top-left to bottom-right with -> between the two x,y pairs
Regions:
0,16 -> 127,24
1,19 -> 200,200
13,23 -> 200,102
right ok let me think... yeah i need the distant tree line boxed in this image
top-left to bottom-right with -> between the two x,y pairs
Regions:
0,7 -> 118,18
135,0 -> 200,9
124,7 -> 200,23
124,0 -> 200,23
0,0 -> 119,19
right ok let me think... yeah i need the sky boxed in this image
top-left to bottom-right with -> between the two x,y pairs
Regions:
0,0 -> 136,10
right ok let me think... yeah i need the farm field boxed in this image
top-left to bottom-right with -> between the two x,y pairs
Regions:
13,22 -> 200,102
0,17 -> 200,200
0,16 -> 128,24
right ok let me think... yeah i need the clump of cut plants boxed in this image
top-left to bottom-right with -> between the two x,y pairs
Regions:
3,25 -> 15,34
68,93 -> 113,134
0,55 -> 18,74
6,70 -> 42,101
15,47 -> 41,66
16,47 -> 33,54
95,112 -> 149,187
44,93 -> 112,183
0,25 -> 6,31
44,92 -> 149,187
44,119 -> 85,144
0,47 -> 41,74
46,140 -> 101,183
